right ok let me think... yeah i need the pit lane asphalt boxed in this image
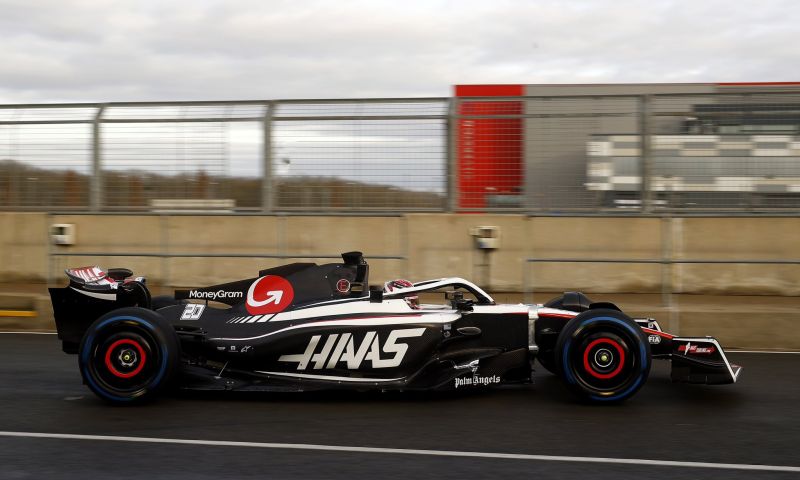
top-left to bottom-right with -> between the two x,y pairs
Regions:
1,334 -> 798,479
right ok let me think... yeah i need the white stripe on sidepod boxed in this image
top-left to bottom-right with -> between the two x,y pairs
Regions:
210,313 -> 459,342
69,287 -> 116,301
0,431 -> 797,473
270,299 -> 420,323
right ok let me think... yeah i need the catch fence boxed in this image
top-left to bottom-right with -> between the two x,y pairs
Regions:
3,91 -> 800,213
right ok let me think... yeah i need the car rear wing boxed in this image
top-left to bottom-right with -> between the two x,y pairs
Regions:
49,267 -> 151,354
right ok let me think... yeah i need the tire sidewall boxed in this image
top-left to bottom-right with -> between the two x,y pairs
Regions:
556,309 -> 651,403
79,307 -> 179,404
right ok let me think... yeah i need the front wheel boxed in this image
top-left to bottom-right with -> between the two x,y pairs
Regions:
79,307 -> 180,404
555,309 -> 650,403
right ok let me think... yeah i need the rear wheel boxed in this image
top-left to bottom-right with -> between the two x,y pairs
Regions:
555,309 -> 650,403
79,307 -> 180,404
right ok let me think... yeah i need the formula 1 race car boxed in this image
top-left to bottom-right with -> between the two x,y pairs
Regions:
49,252 -> 741,405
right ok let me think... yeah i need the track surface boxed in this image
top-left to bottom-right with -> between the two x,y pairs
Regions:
0,334 -> 798,479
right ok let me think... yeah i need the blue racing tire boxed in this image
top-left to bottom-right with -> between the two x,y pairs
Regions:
78,307 -> 180,404
555,308 -> 651,403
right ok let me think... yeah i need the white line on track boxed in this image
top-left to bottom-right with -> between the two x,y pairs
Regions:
0,331 -> 56,335
0,431 -> 797,473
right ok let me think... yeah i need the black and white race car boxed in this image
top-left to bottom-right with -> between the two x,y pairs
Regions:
49,252 -> 741,404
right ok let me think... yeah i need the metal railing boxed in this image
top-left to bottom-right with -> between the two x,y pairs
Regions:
5,90 -> 800,213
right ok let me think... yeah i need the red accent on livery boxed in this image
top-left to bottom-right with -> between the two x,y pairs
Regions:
641,327 -> 675,339
538,312 -> 577,319
246,275 -> 295,315
678,344 -> 717,355
104,339 -> 146,378
583,338 -> 625,380
336,279 -> 351,293
67,266 -> 115,286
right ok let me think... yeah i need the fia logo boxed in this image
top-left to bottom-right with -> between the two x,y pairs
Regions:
280,328 -> 426,370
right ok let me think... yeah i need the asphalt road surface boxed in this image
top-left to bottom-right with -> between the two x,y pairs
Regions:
0,333 -> 798,479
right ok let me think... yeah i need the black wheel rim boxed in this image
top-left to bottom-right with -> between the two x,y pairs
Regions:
89,327 -> 161,395
569,329 -> 637,393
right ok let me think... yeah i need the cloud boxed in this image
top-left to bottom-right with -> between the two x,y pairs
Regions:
0,0 -> 797,103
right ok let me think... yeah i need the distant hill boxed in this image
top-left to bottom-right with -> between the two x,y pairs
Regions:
0,160 -> 444,210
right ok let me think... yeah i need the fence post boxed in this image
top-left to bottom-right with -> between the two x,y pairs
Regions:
522,260 -> 532,304
639,95 -> 653,213
160,213 -> 170,288
46,212 -> 53,286
90,105 -> 106,212
446,97 -> 458,212
660,215 -> 673,309
262,101 -> 275,213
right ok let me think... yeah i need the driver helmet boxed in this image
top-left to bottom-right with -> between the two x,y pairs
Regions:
383,279 -> 419,308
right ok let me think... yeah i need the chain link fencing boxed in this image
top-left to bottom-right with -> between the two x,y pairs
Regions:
2,92 -> 800,213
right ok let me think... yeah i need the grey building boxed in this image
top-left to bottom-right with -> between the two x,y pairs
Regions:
513,83 -> 800,210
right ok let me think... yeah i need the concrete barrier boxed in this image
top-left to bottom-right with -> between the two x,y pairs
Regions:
0,212 -> 798,296
0,213 -> 48,283
673,217 -> 800,296
2,212 -> 798,348
0,291 -> 53,331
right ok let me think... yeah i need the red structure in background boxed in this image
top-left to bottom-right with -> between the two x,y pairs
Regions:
455,85 -> 524,210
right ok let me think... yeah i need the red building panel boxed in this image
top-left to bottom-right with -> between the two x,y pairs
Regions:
455,85 -> 524,210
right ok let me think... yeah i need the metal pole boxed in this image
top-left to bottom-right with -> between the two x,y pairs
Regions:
262,101 -> 275,213
660,215 -> 673,309
523,216 -> 533,304
522,260 -> 531,304
46,212 -> 53,286
639,95 -> 653,214
401,215 -> 410,279
446,97 -> 458,212
160,213 -> 170,289
90,105 -> 106,212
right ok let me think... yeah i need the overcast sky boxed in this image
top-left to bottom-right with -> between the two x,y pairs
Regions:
1,0 -> 797,103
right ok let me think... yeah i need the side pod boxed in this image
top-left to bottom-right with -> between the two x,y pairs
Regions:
670,337 -> 742,385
